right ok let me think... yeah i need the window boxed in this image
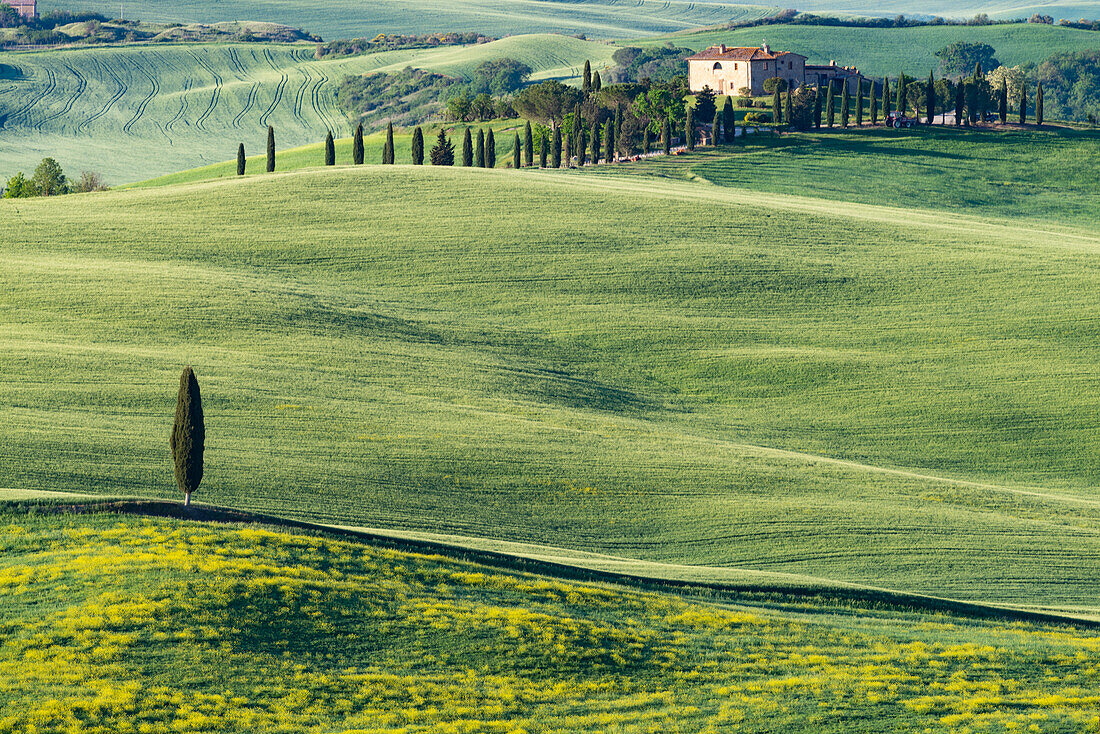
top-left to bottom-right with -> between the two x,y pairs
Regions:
763,62 -> 768,70
734,63 -> 739,70
713,62 -> 722,71
788,61 -> 793,69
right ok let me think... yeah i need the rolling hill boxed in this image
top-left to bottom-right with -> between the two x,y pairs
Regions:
2,138 -> 1099,616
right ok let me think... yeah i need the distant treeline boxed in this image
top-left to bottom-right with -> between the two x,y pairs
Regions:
316,32 -> 493,59
729,8 -> 1099,29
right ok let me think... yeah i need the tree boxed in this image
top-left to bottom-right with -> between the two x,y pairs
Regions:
955,83 -> 965,125
964,80 -> 976,125
353,122 -> 364,164
711,108 -> 721,145
2,172 -> 35,198
613,105 -> 622,154
815,86 -> 823,128
513,132 -> 521,169
411,126 -> 424,164
476,128 -> 485,167
563,131 -> 571,166
1018,81 -> 1027,124
512,80 -> 584,128
462,128 -> 473,166
487,129 -> 496,167
826,82 -> 836,127
882,77 -> 891,118
662,117 -> 671,154
170,366 -> 205,508
869,80 -> 878,124
524,120 -> 534,167
855,81 -> 864,126
772,88 -> 782,125
926,71 -> 936,123
685,104 -> 694,150
237,143 -> 246,176
841,84 -> 850,127
694,85 -> 717,123
896,73 -> 906,115
762,77 -> 788,93
32,157 -> 67,196
593,70 -> 602,93
325,130 -> 335,165
722,96 -> 736,142
471,58 -> 532,95
267,125 -> 275,172
577,126 -> 587,165
1036,82 -> 1044,125
935,41 -> 1000,76
551,126 -> 562,167
642,127 -> 651,154
590,120 -> 600,163
430,128 -> 454,165
998,78 -> 1007,123
603,121 -> 614,161
784,89 -> 793,129
583,59 -> 592,95
384,123 -> 395,164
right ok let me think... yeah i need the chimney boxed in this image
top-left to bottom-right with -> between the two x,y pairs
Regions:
719,44 -> 726,53
830,60 -> 836,66
761,41 -> 770,54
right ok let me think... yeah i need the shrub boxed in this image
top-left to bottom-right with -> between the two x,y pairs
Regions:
762,77 -> 788,93
744,111 -> 772,124
2,172 -> 35,198
737,97 -> 754,108
71,170 -> 109,193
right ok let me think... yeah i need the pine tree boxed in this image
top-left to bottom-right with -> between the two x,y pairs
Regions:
784,90 -> 793,129
486,129 -> 496,167
462,128 -> 473,166
772,88 -> 781,125
896,73 -> 906,116
552,126 -> 562,168
384,123 -> 395,164
411,126 -> 424,164
955,83 -> 965,126
926,71 -> 936,124
642,127 -> 651,154
855,81 -> 864,126
712,109 -> 721,145
170,366 -> 204,507
524,120 -> 533,167
325,130 -> 335,166
841,84 -> 850,128
266,125 -> 275,172
353,122 -> 364,164
662,117 -> 671,155
882,77 -> 891,118
722,96 -> 736,142
999,78 -> 1008,123
1036,82 -> 1044,125
237,143 -> 246,176
685,105 -> 695,151
814,86 -> 823,128
430,128 -> 454,165
590,120 -> 600,163
603,122 -> 613,161
1018,82 -> 1027,124
582,60 -> 592,95
869,81 -> 878,124
476,128 -> 485,167
513,132 -> 521,169
540,134 -> 548,167
826,82 -> 836,127
593,70 -> 602,93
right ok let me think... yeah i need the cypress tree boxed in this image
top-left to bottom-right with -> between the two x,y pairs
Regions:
642,127 -> 651,154
411,126 -> 424,164
593,70 -> 602,93
613,105 -> 622,153
237,143 -> 245,176
999,78 -> 1008,123
563,132 -> 571,166
955,83 -> 965,126
590,120 -> 600,163
513,132 -> 521,169
353,122 -> 364,164
577,127 -> 587,166
882,77 -> 891,118
462,128 -> 473,166
826,82 -> 836,127
266,125 -> 275,172
841,84 -> 850,128
429,128 -> 454,165
325,130 -> 335,165
1036,82 -> 1044,126
685,105 -> 695,151
476,128 -> 485,167
1018,82 -> 1027,124
384,122 -> 395,164
572,103 -> 583,156
772,88 -> 781,125
722,96 -> 736,142
487,129 -> 496,168
524,121 -> 533,167
712,108 -> 721,145
552,126 -> 562,168
869,81 -> 878,124
896,73 -> 906,116
662,117 -> 671,155
540,134 -> 548,167
170,365 -> 204,507
926,71 -> 936,124
855,81 -> 864,126
965,81 -> 975,126
784,90 -> 793,130
603,122 -> 613,161
814,86 -> 823,128
582,60 -> 592,95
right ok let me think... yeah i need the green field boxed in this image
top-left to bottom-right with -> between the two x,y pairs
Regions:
0,36 -> 615,184
0,505 -> 1095,733
3,130 -> 1100,617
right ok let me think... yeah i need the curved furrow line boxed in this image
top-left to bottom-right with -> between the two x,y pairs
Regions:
258,69 -> 288,127
307,65 -> 336,133
227,46 -> 247,79
122,58 -> 160,136
232,82 -> 260,129
6,64 -> 56,127
75,57 -> 126,134
164,77 -> 192,135
189,50 -> 223,132
261,46 -> 281,71
37,63 -> 88,130
291,66 -> 311,123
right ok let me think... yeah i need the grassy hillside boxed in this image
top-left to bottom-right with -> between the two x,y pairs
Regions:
0,36 -> 614,183
3,159 -> 1100,613
0,506 -> 1096,733
640,22 -> 1100,78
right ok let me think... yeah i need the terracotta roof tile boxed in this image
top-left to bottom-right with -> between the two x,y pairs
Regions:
686,46 -> 805,62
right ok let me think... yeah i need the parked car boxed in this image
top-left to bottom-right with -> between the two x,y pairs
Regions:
883,111 -> 918,128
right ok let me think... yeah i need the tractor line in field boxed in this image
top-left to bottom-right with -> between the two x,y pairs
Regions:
5,64 -> 56,127
232,82 -> 260,129
164,77 -> 192,136
122,59 -> 161,136
258,48 -> 289,127
75,57 -> 125,134
36,63 -> 88,130
291,66 -> 310,123
189,50 -> 224,132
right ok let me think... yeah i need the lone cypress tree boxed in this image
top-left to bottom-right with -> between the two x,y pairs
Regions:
266,125 -> 275,172
926,72 -> 936,124
411,126 -> 424,164
590,120 -> 600,163
826,82 -> 836,127
524,121 -> 534,167
384,123 -> 395,164
896,73 -> 906,116
814,86 -> 823,128
462,128 -> 473,166
552,126 -> 562,168
955,83 -> 965,125
882,77 -> 891,118
324,130 -> 335,165
1036,82 -> 1044,125
869,81 -> 878,124
998,78 -> 1007,123
722,96 -> 736,142
237,143 -> 246,176
540,134 -> 548,167
712,108 -> 721,145
1018,82 -> 1027,124
841,84 -> 850,128
772,88 -> 781,125
353,122 -> 364,164
603,122 -> 613,161
582,60 -> 592,95
642,127 -> 651,154
685,105 -> 695,151
476,128 -> 485,167
430,128 -> 454,165
593,70 -> 602,93
662,117 -> 671,155
486,129 -> 496,167
784,90 -> 793,130
170,366 -> 204,507
855,81 -> 864,126
513,132 -> 521,168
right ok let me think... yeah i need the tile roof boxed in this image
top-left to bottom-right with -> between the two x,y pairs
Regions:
686,46 -> 805,62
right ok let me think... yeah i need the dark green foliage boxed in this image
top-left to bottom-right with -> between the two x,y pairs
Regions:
462,128 -> 473,166
772,88 -> 782,125
826,82 -> 836,127
577,127 -> 587,166
237,144 -> 246,176
722,97 -> 736,143
476,128 -> 485,168
383,123 -> 395,164
540,134 -> 548,167
999,79 -> 1008,123
524,121 -> 533,167
170,365 -> 204,506
592,70 -> 602,93
336,68 -> 457,129
855,82 -> 864,126
840,85 -> 849,127
662,117 -> 670,155
694,86 -> 717,123
869,82 -> 878,124
603,122 -> 614,161
784,90 -> 793,129
469,58 -> 532,96
711,109 -> 721,145
762,77 -> 788,93
1018,82 -> 1027,124
30,157 -> 67,196
882,77 -> 891,118
325,130 -> 335,166
955,83 -> 965,125
896,73 -> 906,116
610,45 -> 692,83
266,125 -> 275,172
926,72 -> 936,124
551,126 -> 561,168
429,128 -> 454,165
316,31 -> 484,58
613,105 -> 623,153
1036,82 -> 1044,125
642,127 -> 651,154
935,41 -> 1000,76
582,59 -> 591,95
965,81 -> 976,125
563,132 -> 571,167
513,132 -> 521,169
815,86 -> 823,128
590,121 -> 600,163
486,129 -> 496,168
353,123 -> 364,165
685,105 -> 694,151
512,81 -> 584,128
411,126 -> 424,165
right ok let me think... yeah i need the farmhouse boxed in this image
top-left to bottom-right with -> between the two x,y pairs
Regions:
687,43 -> 862,95
7,0 -> 36,18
